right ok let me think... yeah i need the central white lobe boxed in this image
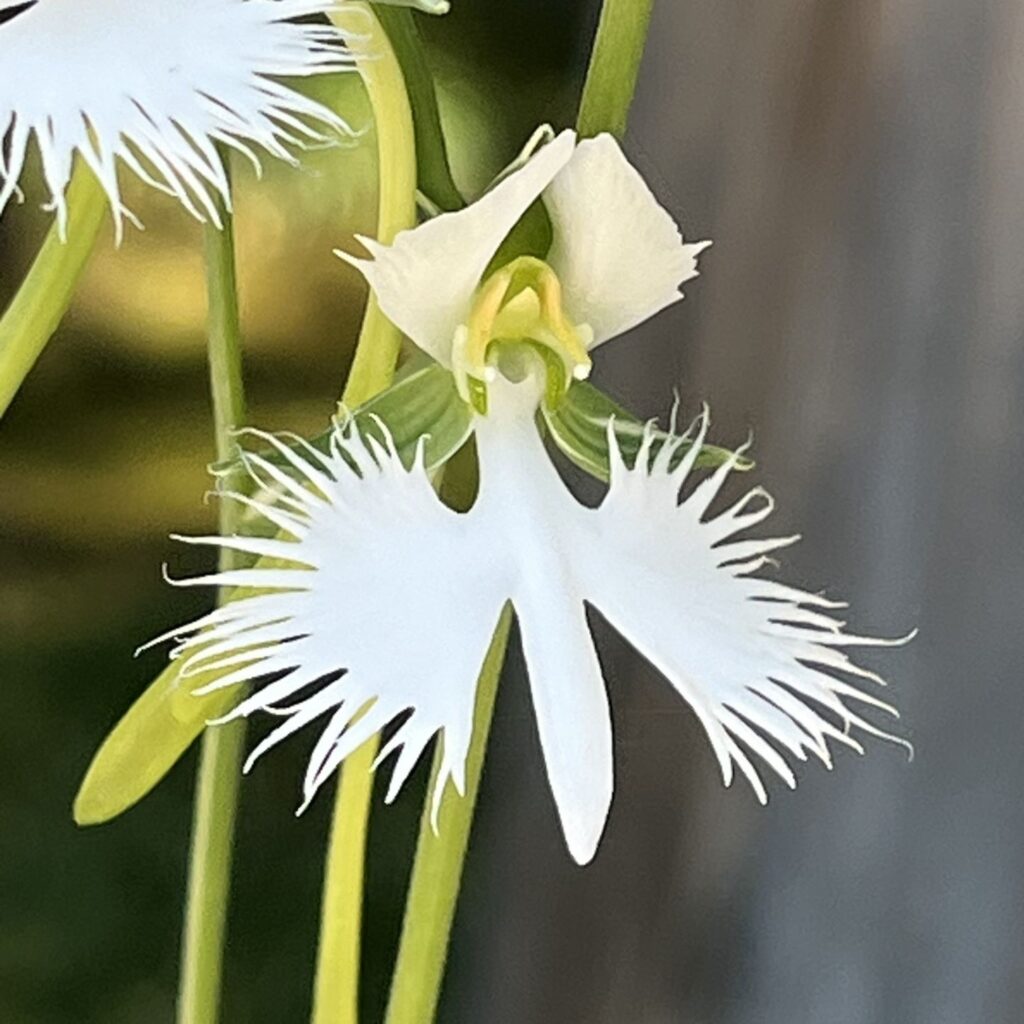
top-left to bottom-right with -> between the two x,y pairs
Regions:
473,375 -> 614,864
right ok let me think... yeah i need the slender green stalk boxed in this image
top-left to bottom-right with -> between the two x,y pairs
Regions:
0,163 -> 107,418
374,7 -> 464,212
383,607 -> 512,1024
312,736 -> 378,1024
382,3 -> 659,1021
338,6 -> 419,411
177,729 -> 247,1024
311,8 -> 417,1024
577,0 -> 655,139
176,171 -> 248,1024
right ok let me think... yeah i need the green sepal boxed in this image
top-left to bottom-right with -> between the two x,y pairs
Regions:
541,380 -> 752,483
74,665 -> 241,826
217,360 -> 473,480
335,360 -> 472,471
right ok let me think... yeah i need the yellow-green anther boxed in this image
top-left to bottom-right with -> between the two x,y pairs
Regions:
530,262 -> 593,393
453,256 -> 593,415
453,264 -> 515,412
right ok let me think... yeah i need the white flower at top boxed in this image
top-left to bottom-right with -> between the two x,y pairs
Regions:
156,129 -> 910,865
340,130 -> 710,398
0,0 -> 354,241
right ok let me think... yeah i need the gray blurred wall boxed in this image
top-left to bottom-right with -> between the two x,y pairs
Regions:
451,2 -> 1024,1022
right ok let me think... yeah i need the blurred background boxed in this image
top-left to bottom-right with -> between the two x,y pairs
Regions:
1,1 -> 1021,1021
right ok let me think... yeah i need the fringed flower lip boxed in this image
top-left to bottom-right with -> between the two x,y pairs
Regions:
0,0 -> 355,241
153,128 -> 913,865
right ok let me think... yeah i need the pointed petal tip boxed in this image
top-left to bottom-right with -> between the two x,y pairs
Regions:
566,832 -> 601,866
133,632 -> 167,658
560,807 -> 609,866
334,245 -> 366,269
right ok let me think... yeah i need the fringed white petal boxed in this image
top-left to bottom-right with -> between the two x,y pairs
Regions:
581,412 -> 912,801
338,129 -> 577,366
0,0 -> 354,241
544,134 -> 712,346
470,379 -> 909,857
157,379 -> 908,863
163,424 -> 508,822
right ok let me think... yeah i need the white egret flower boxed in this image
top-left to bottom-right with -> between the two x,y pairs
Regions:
158,129 -> 909,864
0,0 -> 354,241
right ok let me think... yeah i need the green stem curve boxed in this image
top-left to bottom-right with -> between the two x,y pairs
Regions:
374,7 -> 464,213
0,164 -> 107,418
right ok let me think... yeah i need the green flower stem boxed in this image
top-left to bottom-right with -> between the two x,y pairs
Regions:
0,163 -> 107,418
374,7 -> 464,212
311,7 -> 417,1024
312,735 -> 377,1024
577,0 -> 655,140
176,170 -> 249,1024
177,728 -> 247,1024
338,6 -> 419,411
382,2 -> 658,1020
383,606 -> 512,1024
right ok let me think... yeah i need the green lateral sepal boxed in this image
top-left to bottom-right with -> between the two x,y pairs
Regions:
336,360 -> 472,470
217,360 -> 473,482
541,380 -> 753,483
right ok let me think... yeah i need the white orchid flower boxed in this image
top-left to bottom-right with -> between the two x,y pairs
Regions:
0,0 -> 354,241
158,129 -> 909,865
